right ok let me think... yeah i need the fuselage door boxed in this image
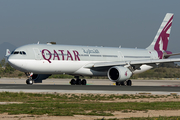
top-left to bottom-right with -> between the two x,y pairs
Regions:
33,48 -> 41,60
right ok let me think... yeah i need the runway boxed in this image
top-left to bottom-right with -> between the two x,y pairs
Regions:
0,78 -> 180,95
0,84 -> 180,91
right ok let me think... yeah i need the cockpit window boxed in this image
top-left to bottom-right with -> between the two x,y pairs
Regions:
11,51 -> 14,54
12,51 -> 26,55
22,51 -> 26,55
13,51 -> 19,54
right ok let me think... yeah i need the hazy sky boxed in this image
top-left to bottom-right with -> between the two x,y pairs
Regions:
1,0 -> 180,53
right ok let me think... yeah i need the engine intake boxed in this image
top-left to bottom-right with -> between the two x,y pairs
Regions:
107,66 -> 132,82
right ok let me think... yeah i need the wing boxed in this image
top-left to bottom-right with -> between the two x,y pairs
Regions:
84,58 -> 180,68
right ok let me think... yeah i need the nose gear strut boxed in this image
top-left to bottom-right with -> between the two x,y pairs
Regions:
25,72 -> 34,85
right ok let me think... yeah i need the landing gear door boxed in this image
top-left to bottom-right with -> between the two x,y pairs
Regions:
33,48 -> 41,60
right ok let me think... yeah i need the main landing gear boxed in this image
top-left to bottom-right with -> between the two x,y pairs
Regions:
116,79 -> 132,86
70,76 -> 87,85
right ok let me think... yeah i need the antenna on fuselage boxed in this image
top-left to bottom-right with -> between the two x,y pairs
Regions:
47,42 -> 56,45
37,41 -> 40,44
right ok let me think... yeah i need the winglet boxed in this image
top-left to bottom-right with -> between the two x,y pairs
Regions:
5,49 -> 11,57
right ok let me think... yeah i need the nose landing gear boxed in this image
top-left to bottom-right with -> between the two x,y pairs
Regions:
25,72 -> 34,85
26,78 -> 33,85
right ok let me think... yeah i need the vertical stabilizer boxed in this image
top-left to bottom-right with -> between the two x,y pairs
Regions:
146,13 -> 174,51
5,49 -> 11,57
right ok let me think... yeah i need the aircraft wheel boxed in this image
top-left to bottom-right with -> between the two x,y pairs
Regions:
76,79 -> 82,85
81,79 -> 87,85
26,79 -> 33,85
116,82 -> 121,86
120,81 -> 125,86
127,80 -> 132,86
26,79 -> 28,84
70,79 -> 76,85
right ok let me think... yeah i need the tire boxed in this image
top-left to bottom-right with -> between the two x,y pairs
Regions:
26,79 -> 33,85
127,80 -> 132,86
81,79 -> 87,85
76,79 -> 81,85
26,79 -> 29,84
116,82 -> 121,86
120,81 -> 125,86
70,79 -> 76,85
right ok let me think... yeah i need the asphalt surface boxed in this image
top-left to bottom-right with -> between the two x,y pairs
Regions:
0,78 -> 180,94
0,84 -> 180,92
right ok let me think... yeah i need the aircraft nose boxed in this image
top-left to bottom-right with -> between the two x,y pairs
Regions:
8,56 -> 25,71
8,56 -> 17,67
7,56 -> 13,65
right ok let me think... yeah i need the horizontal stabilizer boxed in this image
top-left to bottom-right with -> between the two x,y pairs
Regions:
164,53 -> 180,58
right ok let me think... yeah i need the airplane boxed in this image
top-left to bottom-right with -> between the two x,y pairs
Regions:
6,13 -> 180,86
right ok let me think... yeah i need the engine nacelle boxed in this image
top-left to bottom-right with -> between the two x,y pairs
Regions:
32,74 -> 51,83
107,66 -> 132,82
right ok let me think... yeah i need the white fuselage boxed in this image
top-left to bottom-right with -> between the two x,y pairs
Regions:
8,44 -> 157,76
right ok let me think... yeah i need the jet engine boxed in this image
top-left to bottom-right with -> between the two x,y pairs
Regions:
31,74 -> 51,83
107,66 -> 132,82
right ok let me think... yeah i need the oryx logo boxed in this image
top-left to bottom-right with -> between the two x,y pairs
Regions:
154,15 -> 173,59
159,38 -> 163,51
125,71 -> 127,76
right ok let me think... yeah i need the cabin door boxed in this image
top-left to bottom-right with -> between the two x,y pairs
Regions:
33,48 -> 41,60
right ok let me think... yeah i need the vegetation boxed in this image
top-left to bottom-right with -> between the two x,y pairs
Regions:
0,92 -> 180,116
97,116 -> 180,120
125,116 -> 180,120
0,58 -> 16,77
131,67 -> 180,79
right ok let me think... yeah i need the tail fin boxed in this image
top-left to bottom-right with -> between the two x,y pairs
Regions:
5,49 -> 11,57
146,13 -> 174,51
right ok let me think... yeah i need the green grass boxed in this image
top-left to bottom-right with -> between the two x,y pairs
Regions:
0,92 -> 173,102
126,116 -> 180,120
0,92 -> 180,116
97,116 -> 180,120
